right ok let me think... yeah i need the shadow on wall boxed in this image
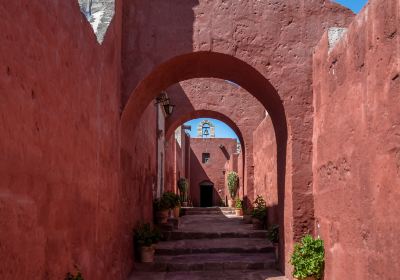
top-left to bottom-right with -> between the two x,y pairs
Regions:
121,0 -> 200,104
119,1 -> 198,276
189,148 -> 211,206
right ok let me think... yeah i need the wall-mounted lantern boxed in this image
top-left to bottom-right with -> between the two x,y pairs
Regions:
155,92 -> 175,117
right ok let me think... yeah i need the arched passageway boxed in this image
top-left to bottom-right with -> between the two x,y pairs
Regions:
121,51 -> 288,269
164,78 -> 266,202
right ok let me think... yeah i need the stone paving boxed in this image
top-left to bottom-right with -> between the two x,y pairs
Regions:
129,207 -> 286,280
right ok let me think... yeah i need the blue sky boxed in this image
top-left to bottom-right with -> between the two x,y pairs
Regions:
185,118 -> 239,140
334,0 -> 368,13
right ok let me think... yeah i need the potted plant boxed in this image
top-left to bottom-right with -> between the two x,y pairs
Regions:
172,192 -> 181,218
153,196 -> 170,224
177,178 -> 189,207
65,266 -> 84,280
134,223 -> 161,263
227,171 -> 239,207
267,224 -> 280,263
251,195 -> 267,229
163,191 -> 181,218
234,197 -> 243,216
290,235 -> 325,280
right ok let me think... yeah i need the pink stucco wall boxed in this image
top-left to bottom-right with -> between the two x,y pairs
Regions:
313,0 -> 400,278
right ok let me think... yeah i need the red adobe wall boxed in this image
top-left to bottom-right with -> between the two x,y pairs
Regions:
165,137 -> 177,193
313,0 -> 400,278
189,138 -> 238,206
253,116 -> 278,226
0,1 -> 141,279
165,127 -> 191,193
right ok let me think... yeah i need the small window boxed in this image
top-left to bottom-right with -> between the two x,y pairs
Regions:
202,153 -> 210,164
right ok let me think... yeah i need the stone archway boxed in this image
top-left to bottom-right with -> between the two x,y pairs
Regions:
164,78 -> 266,203
121,51 -> 289,270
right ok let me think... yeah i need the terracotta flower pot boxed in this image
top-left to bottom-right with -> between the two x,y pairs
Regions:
235,208 -> 243,216
173,206 -> 180,218
252,217 -> 264,230
182,202 -> 188,207
140,245 -> 155,263
228,199 -> 234,208
156,209 -> 169,224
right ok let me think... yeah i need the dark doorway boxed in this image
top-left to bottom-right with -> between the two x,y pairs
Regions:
200,183 -> 214,207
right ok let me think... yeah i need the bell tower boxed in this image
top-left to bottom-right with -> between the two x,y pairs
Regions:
197,120 -> 215,138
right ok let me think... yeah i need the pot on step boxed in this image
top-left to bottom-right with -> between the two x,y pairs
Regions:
173,206 -> 180,218
228,199 -> 234,208
140,245 -> 155,263
235,208 -> 243,216
156,209 -> 169,224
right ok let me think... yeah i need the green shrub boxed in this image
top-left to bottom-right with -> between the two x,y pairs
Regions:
177,178 -> 188,202
134,223 -> 161,247
235,197 -> 242,209
251,195 -> 267,220
253,195 -> 266,209
162,191 -> 180,208
290,235 -> 325,280
65,266 -> 84,280
267,224 -> 279,243
153,197 -> 170,211
227,171 -> 239,199
251,207 -> 267,220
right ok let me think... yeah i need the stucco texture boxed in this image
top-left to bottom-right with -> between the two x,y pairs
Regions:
312,0 -> 400,278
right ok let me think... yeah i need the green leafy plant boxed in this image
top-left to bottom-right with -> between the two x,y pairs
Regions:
251,207 -> 267,220
153,196 -> 170,211
253,195 -> 266,209
290,235 -> 325,280
235,197 -> 242,209
134,223 -> 161,247
251,195 -> 267,220
177,178 -> 188,202
267,224 -> 279,243
162,191 -> 180,208
227,171 -> 239,199
65,266 -> 84,280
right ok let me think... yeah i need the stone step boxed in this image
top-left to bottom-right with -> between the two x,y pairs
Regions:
163,230 -> 268,240
129,269 -> 287,280
135,252 -> 276,272
155,238 -> 274,255
182,207 -> 235,215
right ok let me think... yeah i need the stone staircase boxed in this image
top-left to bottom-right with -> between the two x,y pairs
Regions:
130,207 -> 286,280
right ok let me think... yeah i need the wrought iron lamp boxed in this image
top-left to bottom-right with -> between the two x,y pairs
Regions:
155,92 -> 175,116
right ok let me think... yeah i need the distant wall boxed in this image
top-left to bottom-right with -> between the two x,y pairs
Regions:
189,138 -> 238,206
253,117 -> 278,225
313,0 -> 400,278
